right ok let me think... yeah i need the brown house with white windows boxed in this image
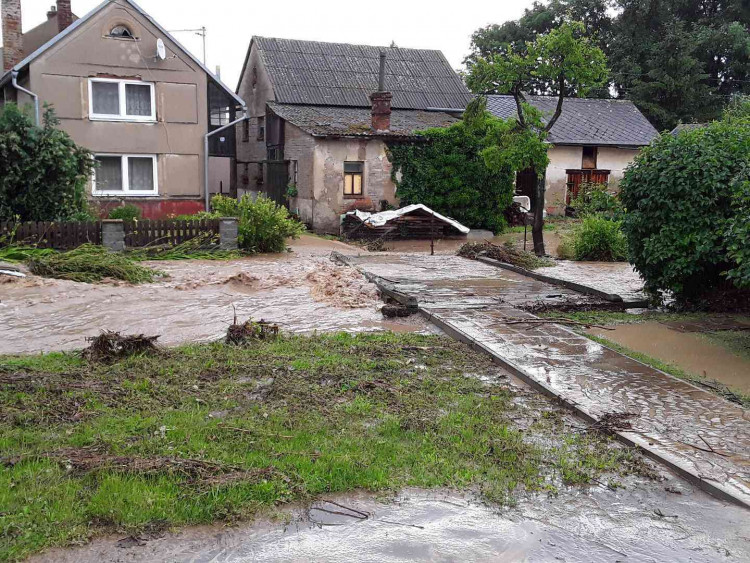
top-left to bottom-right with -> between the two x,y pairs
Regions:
1,0 -> 245,218
235,37 -> 472,234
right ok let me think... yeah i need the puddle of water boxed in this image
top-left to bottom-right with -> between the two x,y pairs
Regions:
30,483 -> 749,563
591,322 -> 750,393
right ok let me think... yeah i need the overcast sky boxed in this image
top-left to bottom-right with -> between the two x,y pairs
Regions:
7,0 -> 534,88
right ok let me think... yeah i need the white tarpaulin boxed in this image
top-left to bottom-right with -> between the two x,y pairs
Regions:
346,204 -> 470,234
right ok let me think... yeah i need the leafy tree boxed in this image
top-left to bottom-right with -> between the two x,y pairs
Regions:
620,118 -> 750,301
467,22 -> 608,255
0,104 -> 94,222
386,115 -> 516,233
465,0 -> 750,131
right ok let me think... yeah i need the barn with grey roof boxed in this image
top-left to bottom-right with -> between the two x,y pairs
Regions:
235,36 -> 470,234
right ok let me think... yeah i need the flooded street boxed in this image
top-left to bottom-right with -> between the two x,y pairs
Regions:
0,236 -> 433,355
32,482 -> 750,562
591,322 -> 750,394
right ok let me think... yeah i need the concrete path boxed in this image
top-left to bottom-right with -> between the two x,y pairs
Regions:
343,253 -> 750,508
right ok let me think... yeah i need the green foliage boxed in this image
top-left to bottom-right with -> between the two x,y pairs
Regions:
466,21 -> 609,101
285,183 -> 298,199
0,245 -> 56,263
171,211 -> 218,221
559,216 -> 627,261
620,119 -> 750,299
724,95 -> 750,122
386,114 -> 516,233
569,182 -> 624,221
465,0 -> 750,131
210,194 -> 305,253
28,244 -> 161,283
108,204 -> 142,221
0,104 -> 94,222
725,173 -> 750,289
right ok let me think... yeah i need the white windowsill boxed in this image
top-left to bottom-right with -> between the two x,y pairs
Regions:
89,116 -> 157,123
92,192 -> 160,197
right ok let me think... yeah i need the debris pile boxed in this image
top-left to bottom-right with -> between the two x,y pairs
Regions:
458,240 -> 554,270
305,262 -> 380,308
226,319 -> 280,345
82,331 -> 160,362
342,204 -> 470,241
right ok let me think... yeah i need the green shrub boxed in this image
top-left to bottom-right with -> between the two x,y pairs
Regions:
569,182 -> 624,221
726,174 -> 750,289
0,105 -> 94,222
171,211 -> 218,221
386,116 -> 515,233
108,204 -> 142,221
210,194 -> 305,253
558,216 -> 627,262
620,118 -> 750,299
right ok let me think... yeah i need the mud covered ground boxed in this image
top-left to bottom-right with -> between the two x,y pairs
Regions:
0,237 -> 433,355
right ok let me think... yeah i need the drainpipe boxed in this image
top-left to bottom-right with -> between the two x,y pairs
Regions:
204,107 -> 248,211
11,71 -> 39,126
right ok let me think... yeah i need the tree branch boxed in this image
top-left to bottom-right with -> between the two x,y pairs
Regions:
513,84 -> 527,128
545,72 -> 566,133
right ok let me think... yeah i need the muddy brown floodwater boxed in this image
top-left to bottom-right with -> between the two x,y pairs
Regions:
32,480 -> 750,563
0,236 -> 435,355
591,322 -> 750,394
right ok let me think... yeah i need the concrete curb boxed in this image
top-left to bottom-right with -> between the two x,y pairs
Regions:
419,308 -> 750,510
475,256 -> 649,308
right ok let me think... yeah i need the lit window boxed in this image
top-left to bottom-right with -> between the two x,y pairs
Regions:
109,25 -> 134,39
344,162 -> 364,196
89,78 -> 155,121
93,155 -> 158,195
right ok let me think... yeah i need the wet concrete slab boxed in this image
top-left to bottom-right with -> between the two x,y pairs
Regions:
541,261 -> 648,303
31,483 -> 750,562
345,254 -> 750,508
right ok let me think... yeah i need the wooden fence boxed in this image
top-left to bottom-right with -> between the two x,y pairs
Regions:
0,221 -> 102,249
123,219 -> 221,248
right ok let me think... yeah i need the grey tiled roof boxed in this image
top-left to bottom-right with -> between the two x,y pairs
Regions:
268,103 -> 460,138
486,95 -> 658,147
254,37 -> 472,110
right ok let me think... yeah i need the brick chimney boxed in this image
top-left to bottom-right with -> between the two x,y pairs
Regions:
56,0 -> 73,33
370,51 -> 392,132
2,0 -> 23,72
47,4 -> 58,20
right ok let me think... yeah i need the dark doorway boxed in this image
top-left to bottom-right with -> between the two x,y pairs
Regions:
266,160 -> 289,207
515,168 -> 537,210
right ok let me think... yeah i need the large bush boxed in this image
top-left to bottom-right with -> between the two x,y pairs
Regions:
387,117 -> 515,233
620,119 -> 750,299
0,104 -> 94,222
211,194 -> 304,253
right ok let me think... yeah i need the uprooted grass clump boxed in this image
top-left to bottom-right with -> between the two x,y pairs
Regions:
0,333 -> 652,560
82,331 -> 160,362
27,244 -> 162,283
458,240 -> 554,270
128,233 -> 243,262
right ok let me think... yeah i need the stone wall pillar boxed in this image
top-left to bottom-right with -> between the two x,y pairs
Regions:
219,217 -> 239,250
101,219 -> 125,252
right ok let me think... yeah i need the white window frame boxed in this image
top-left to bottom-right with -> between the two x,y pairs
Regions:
92,154 -> 159,196
88,78 -> 156,122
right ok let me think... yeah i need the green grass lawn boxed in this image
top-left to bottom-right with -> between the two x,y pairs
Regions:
0,333 -> 649,561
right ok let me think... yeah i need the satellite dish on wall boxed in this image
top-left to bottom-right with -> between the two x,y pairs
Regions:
156,38 -> 167,60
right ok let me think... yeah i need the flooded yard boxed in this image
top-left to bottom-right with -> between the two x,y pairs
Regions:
0,236 -> 433,355
591,321 -> 750,394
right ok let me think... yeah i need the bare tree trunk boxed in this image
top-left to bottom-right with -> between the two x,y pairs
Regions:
532,170 -> 546,256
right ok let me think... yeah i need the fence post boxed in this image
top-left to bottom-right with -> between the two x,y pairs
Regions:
101,219 -> 125,252
219,217 -> 239,250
